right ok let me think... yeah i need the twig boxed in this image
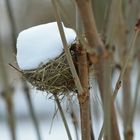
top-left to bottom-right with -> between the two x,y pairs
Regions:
75,3 -> 83,34
75,0 -> 103,50
54,94 -> 72,140
9,63 -> 22,74
5,1 -> 45,139
98,122 -> 104,140
22,81 -> 42,140
113,29 -> 140,100
5,0 -> 17,53
76,2 -> 94,140
70,107 -> 79,140
102,58 -> 112,140
77,44 -> 91,140
101,0 -> 113,36
50,0 -> 96,55
0,33 -> 16,140
52,0 -> 83,95
128,60 -> 140,133
49,107 -> 59,134
55,0 -> 72,27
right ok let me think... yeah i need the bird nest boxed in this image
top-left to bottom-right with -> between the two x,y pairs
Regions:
22,52 -> 76,94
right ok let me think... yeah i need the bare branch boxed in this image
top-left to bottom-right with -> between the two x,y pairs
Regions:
75,0 -> 103,51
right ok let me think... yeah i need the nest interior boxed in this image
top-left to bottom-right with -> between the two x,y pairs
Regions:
22,53 -> 76,94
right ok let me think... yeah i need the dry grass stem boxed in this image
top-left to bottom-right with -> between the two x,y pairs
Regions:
52,0 -> 83,95
54,94 -> 72,140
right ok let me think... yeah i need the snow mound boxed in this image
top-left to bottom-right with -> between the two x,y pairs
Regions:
16,22 -> 76,70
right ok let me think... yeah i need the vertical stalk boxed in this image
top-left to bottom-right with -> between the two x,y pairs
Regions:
77,44 -> 91,140
5,95 -> 16,140
1,1 -> 17,139
76,4 -> 83,34
52,1 -> 91,139
70,108 -> 79,140
54,94 -> 72,140
75,3 -> 94,140
113,30 -> 139,100
5,0 -> 17,53
123,68 -> 132,140
75,1 -> 120,140
52,0 -> 83,95
22,81 -> 42,140
75,0 -> 103,50
102,57 -> 112,140
5,1 -> 42,139
128,59 -> 140,140
0,37 -> 16,140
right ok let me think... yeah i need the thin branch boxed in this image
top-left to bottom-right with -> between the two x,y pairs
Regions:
129,61 -> 140,129
49,107 -> 59,134
76,2 -> 94,140
50,0 -> 96,55
77,44 -> 91,140
52,0 -> 83,95
98,122 -> 104,140
75,3 -> 83,34
113,29 -> 140,100
55,0 -> 73,27
5,0 -> 17,53
70,107 -> 79,140
75,0 -> 103,50
0,34 -> 16,140
5,1 -> 42,139
101,0 -> 113,36
54,94 -> 72,140
102,58 -> 112,140
22,81 -> 42,140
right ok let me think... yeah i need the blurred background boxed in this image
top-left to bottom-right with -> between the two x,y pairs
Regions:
0,0 -> 77,140
0,0 -> 140,140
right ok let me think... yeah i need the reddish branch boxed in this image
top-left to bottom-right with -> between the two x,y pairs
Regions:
75,0 -> 120,140
77,44 -> 91,140
75,0 -> 103,50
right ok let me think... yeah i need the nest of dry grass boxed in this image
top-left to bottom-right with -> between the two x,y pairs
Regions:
22,53 -> 76,94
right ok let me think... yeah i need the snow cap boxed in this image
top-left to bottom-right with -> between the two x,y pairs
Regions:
16,22 -> 76,70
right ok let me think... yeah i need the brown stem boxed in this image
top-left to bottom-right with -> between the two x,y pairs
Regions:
70,107 -> 79,140
54,94 -> 72,140
22,81 -> 42,140
113,29 -> 139,100
122,68 -> 133,140
102,58 -> 112,140
5,0 -> 17,53
77,44 -> 92,140
96,55 -> 120,140
110,103 -> 120,140
6,95 -> 16,140
126,57 -> 140,140
0,35 -> 16,140
75,1 -> 120,139
75,0 -> 103,50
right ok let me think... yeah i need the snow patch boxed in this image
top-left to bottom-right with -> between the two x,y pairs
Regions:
16,22 -> 76,70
